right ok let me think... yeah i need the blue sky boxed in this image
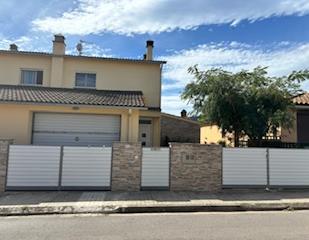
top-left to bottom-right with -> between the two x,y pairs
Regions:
1,0 -> 309,115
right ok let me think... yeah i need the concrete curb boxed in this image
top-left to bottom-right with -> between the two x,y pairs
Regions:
2,202 -> 309,216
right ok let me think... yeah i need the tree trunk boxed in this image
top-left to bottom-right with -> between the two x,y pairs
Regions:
234,131 -> 240,147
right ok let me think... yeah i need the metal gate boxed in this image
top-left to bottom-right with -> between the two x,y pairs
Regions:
223,148 -> 309,188
61,146 -> 112,190
6,145 -> 112,190
141,148 -> 170,190
222,148 -> 267,187
6,145 -> 61,190
269,149 -> 309,186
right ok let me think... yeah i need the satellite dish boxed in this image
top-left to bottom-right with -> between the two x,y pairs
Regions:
76,41 -> 83,55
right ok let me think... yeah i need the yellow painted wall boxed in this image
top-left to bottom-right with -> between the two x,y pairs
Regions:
0,53 -> 162,108
0,53 -> 51,86
0,104 -> 134,144
200,125 -> 234,146
0,104 -> 161,146
62,57 -> 161,108
50,56 -> 64,87
201,125 -> 223,144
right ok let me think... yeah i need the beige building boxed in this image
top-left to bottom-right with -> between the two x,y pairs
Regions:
0,35 -> 166,147
200,124 -> 235,146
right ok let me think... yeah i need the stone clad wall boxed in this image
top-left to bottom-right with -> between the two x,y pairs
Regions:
170,143 -> 222,192
111,142 -> 142,191
0,140 -> 12,193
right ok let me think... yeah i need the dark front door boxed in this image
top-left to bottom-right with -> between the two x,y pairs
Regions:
297,111 -> 309,143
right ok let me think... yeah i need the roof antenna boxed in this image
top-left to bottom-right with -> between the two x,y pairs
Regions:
76,40 -> 83,56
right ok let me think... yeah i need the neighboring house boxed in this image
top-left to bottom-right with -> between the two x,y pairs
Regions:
201,93 -> 309,146
281,92 -> 309,143
0,35 -> 166,147
160,110 -> 200,146
201,124 -> 229,145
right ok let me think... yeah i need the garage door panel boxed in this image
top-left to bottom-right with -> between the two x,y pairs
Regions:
33,132 -> 119,146
34,114 -> 120,132
61,147 -> 112,188
32,113 -> 120,146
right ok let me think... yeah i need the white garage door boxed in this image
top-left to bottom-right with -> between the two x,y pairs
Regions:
32,113 -> 120,146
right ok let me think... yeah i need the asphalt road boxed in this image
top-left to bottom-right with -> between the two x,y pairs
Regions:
1,211 -> 309,240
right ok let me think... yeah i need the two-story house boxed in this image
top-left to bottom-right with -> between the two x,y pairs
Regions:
0,35 -> 166,147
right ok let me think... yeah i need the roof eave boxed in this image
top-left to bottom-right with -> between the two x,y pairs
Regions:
161,112 -> 201,125
0,50 -> 166,64
0,101 -> 148,110
294,104 -> 309,109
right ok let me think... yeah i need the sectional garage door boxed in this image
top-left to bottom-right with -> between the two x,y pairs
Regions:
32,113 -> 120,147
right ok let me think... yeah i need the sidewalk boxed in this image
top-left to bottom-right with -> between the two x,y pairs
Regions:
1,190 -> 309,216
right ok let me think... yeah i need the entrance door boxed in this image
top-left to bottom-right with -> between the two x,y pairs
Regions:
139,119 -> 152,147
297,111 -> 309,143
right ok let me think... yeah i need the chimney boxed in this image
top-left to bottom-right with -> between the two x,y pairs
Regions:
181,109 -> 187,118
9,44 -> 18,51
53,34 -> 66,55
146,40 -> 154,60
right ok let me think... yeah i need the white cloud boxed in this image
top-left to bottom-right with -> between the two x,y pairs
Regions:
0,34 -> 112,58
160,41 -> 309,114
0,35 -> 52,52
161,95 -> 192,116
66,42 -> 113,57
160,42 -> 309,92
32,0 -> 309,35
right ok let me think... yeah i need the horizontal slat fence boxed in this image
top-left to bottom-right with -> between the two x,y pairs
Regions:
6,145 -> 61,189
269,149 -> 309,186
222,148 -> 267,187
223,147 -> 309,188
141,148 -> 170,189
61,146 -> 112,189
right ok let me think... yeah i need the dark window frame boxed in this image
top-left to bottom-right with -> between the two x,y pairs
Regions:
21,69 -> 43,86
75,72 -> 96,89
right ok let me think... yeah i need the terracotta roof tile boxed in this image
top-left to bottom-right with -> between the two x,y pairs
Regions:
0,85 -> 145,108
293,92 -> 309,105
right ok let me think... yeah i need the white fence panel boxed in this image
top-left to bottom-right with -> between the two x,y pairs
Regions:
269,149 -> 309,186
61,147 -> 112,188
142,148 -> 170,188
6,145 -> 61,188
223,148 -> 267,186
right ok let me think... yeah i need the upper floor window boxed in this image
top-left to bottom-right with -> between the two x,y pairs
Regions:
75,73 -> 96,88
21,70 -> 43,85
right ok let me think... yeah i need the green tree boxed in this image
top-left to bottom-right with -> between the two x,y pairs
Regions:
182,66 -> 309,146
